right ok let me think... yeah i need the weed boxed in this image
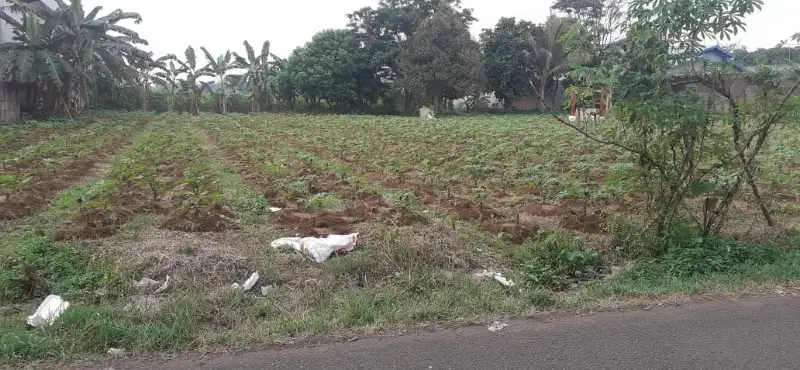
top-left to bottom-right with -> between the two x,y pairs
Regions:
0,237 -> 122,301
521,232 -> 605,290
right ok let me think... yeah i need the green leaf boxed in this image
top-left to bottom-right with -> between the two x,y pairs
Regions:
690,181 -> 716,195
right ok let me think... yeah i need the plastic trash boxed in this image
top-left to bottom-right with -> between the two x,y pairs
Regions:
153,275 -> 170,294
474,270 -> 516,287
27,295 -> 70,327
107,348 -> 126,356
268,207 -> 282,213
271,233 -> 360,263
231,272 -> 259,292
134,277 -> 160,288
488,321 -> 508,332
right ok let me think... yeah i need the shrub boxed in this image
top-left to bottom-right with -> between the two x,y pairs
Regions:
521,232 -> 605,290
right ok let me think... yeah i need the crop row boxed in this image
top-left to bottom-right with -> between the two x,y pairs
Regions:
55,116 -> 238,240
201,116 -> 426,237
0,116 -> 150,220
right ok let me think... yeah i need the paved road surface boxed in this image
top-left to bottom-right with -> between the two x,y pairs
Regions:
97,297 -> 800,370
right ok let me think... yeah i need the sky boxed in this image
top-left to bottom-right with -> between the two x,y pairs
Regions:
81,0 -> 800,60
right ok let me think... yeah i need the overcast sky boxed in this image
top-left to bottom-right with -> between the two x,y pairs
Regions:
82,0 -> 800,59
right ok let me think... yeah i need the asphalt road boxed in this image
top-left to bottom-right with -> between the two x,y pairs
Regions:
95,297 -> 800,370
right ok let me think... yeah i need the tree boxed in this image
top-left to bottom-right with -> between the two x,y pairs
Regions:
0,0 -> 150,116
530,16 -> 572,110
200,47 -> 235,113
348,0 -> 476,112
398,3 -> 485,112
480,17 -> 540,108
233,40 -> 280,113
152,54 -> 184,111
538,0 -> 800,240
284,29 -> 383,111
175,46 -> 212,115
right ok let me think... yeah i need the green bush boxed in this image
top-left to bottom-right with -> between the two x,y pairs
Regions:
0,237 -> 121,301
521,232 -> 605,290
631,237 -> 784,279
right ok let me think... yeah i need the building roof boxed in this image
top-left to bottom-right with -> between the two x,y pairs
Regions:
699,45 -> 735,61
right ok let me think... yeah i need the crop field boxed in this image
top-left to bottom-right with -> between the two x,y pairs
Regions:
1,112 -> 799,362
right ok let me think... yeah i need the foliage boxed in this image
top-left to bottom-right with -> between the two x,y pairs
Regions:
630,237 -> 784,278
233,40 -> 281,113
0,0 -> 150,116
0,237 -> 121,301
542,0 -> 800,237
398,2 -> 485,111
521,232 -> 605,290
480,17 -> 539,108
279,29 -> 383,111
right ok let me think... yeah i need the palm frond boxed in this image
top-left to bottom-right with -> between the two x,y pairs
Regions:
37,50 -> 64,86
185,46 -> 196,69
200,47 -> 217,69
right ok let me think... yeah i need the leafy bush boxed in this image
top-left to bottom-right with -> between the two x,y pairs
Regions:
631,237 -> 784,279
0,237 -> 121,301
521,232 -> 605,290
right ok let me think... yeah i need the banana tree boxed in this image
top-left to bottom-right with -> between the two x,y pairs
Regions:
200,47 -> 236,113
175,46 -> 212,115
233,40 -> 281,113
529,15 -> 572,110
0,8 -> 74,117
151,54 -> 184,111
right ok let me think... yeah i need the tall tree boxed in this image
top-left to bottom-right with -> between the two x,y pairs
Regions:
151,54 -> 183,111
348,0 -> 476,112
398,2 -> 485,111
530,16 -> 572,110
175,46 -> 211,115
233,40 -> 280,113
480,17 -> 540,108
0,0 -> 150,116
285,29 -> 383,111
200,47 -> 235,113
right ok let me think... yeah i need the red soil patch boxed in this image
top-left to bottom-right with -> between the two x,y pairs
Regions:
55,208 -> 129,241
0,118 -> 150,222
161,204 -> 238,232
452,200 -> 503,221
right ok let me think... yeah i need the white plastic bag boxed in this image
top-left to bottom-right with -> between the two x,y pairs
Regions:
231,272 -> 259,292
271,233 -> 359,263
27,295 -> 70,327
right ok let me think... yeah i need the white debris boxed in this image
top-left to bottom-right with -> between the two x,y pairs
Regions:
271,233 -> 360,263
133,277 -> 160,289
153,275 -> 170,294
106,348 -> 126,356
260,284 -> 277,296
419,107 -> 435,120
231,272 -> 259,292
474,270 -> 516,287
487,321 -> 508,332
268,207 -> 282,213
27,295 -> 70,327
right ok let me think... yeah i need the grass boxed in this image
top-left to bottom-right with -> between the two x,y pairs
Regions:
0,112 -> 799,364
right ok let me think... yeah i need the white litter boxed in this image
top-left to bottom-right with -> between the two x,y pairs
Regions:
231,272 -> 259,292
268,207 -> 282,213
474,270 -> 516,287
133,277 -> 160,289
271,233 -> 360,263
153,275 -> 170,294
27,295 -> 70,327
260,284 -> 277,296
107,348 -> 126,356
487,321 -> 508,332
